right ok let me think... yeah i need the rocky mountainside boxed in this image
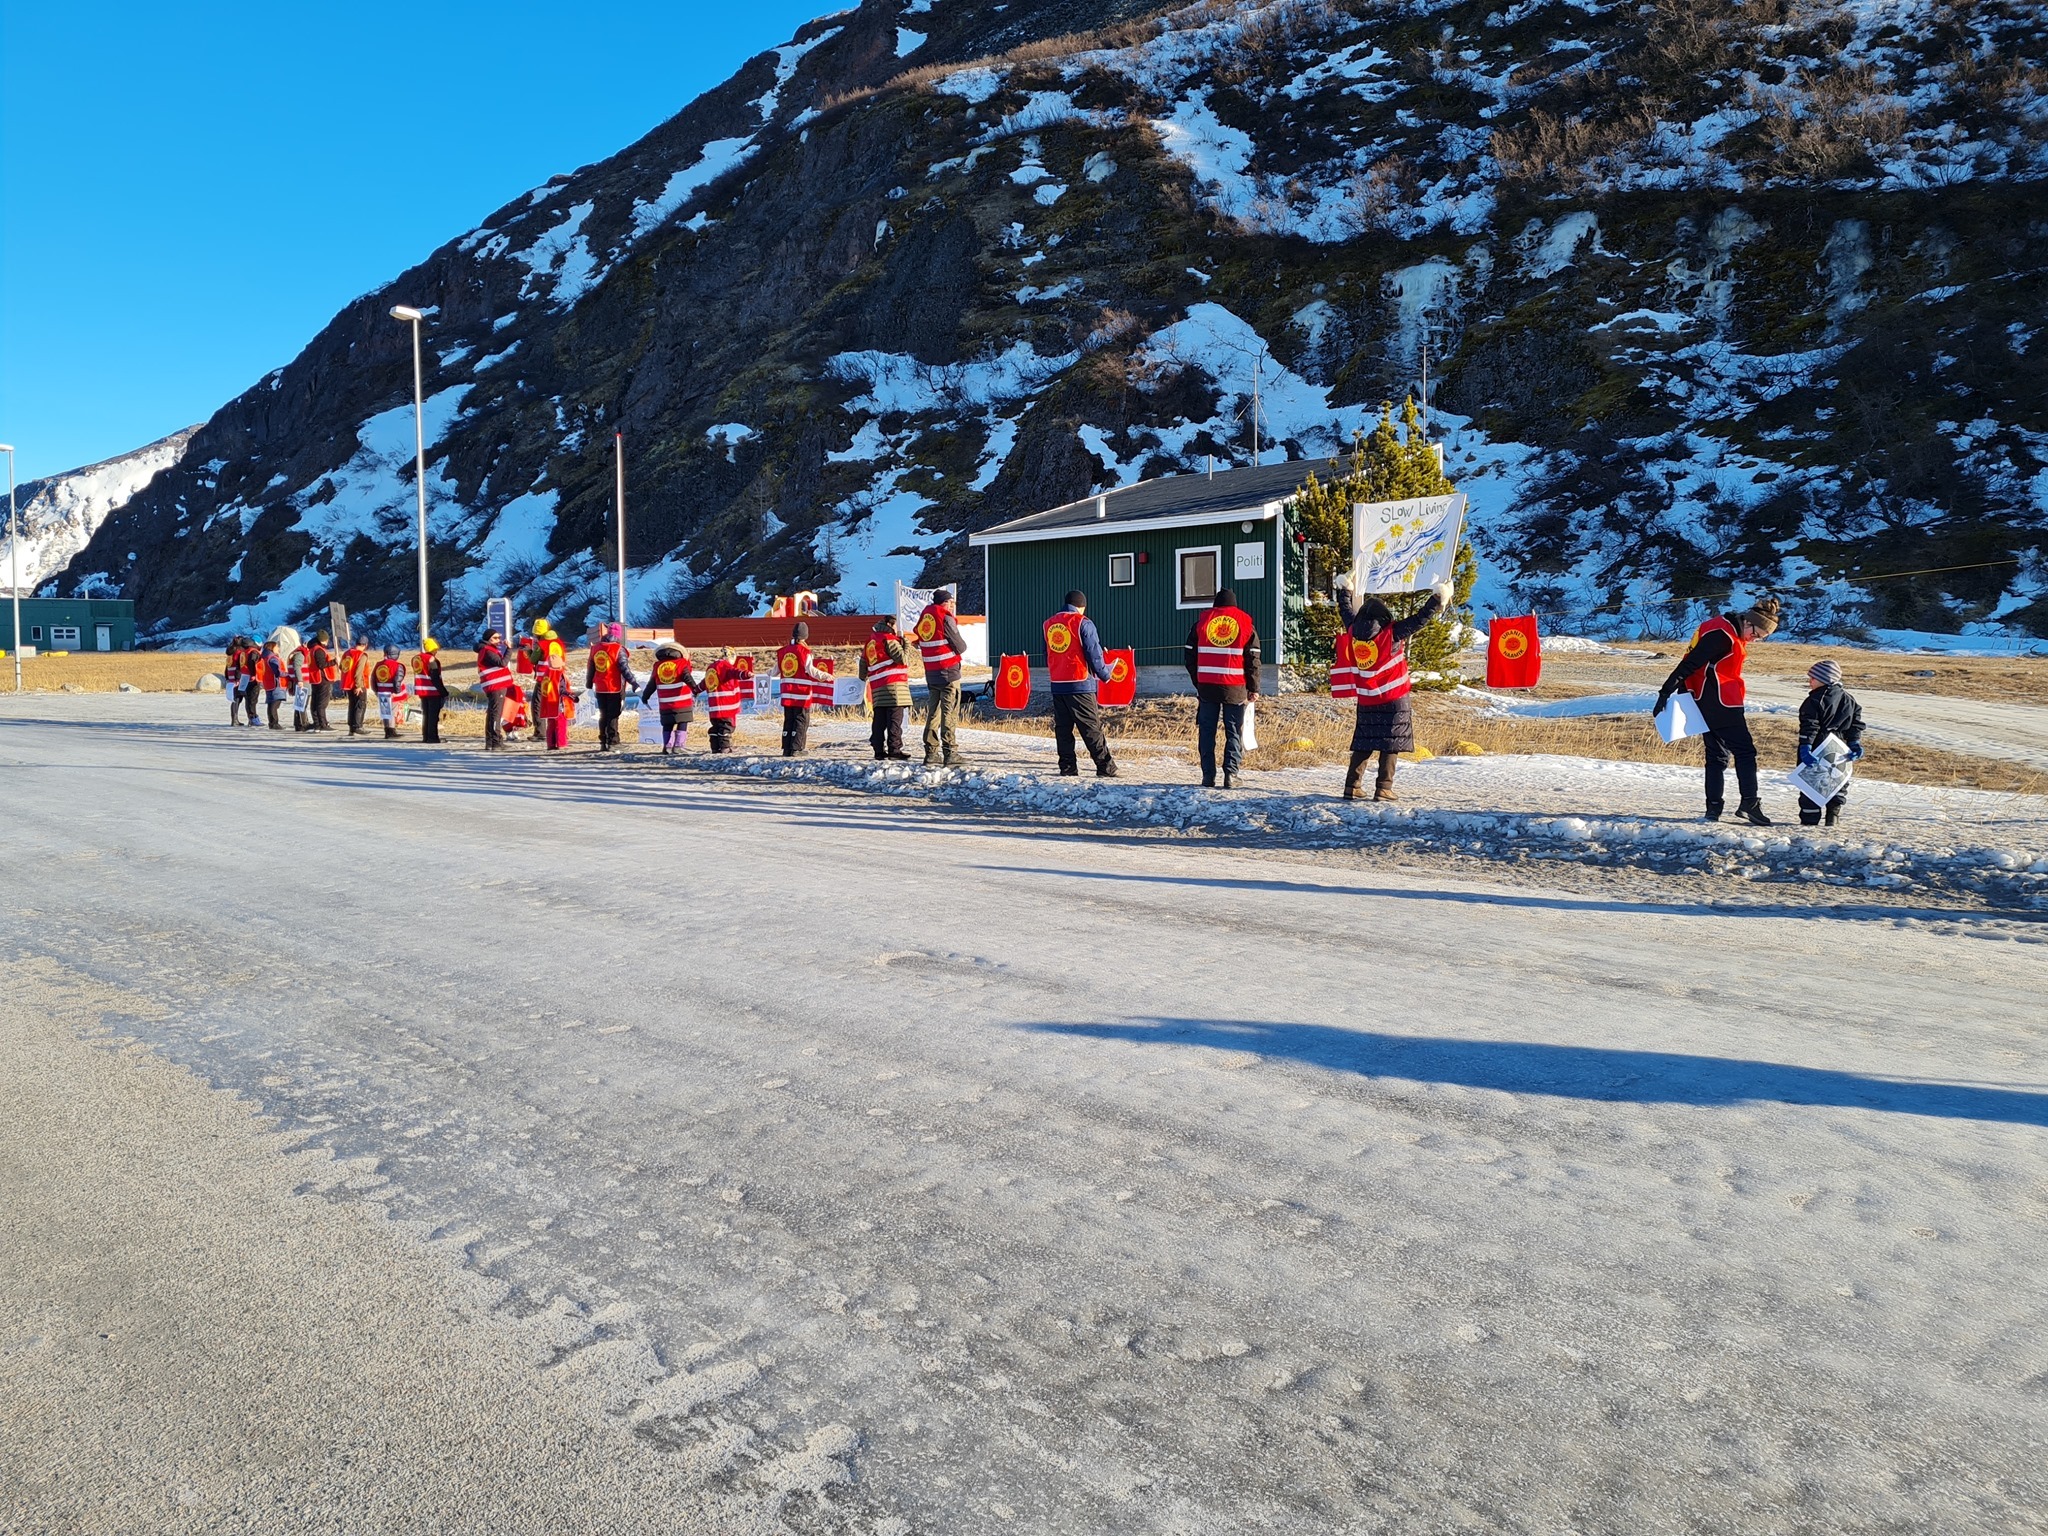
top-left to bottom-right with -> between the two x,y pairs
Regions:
5,427 -> 197,595
68,0 -> 2048,643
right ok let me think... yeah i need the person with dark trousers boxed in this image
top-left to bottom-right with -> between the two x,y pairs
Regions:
224,636 -> 248,725
776,621 -> 831,756
339,637 -> 370,736
410,639 -> 446,742
287,644 -> 313,732
914,587 -> 969,767
306,631 -> 336,730
703,647 -> 747,753
860,617 -> 913,760
257,640 -> 288,729
1797,658 -> 1864,827
1184,586 -> 1262,789
1654,595 -> 1782,825
371,647 -> 409,738
587,622 -> 636,751
476,628 -> 518,750
640,642 -> 704,754
1044,590 -> 1118,777
241,639 -> 264,728
1333,574 -> 1450,802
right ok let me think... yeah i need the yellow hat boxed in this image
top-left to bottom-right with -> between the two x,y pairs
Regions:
533,619 -> 552,637
423,637 -> 440,653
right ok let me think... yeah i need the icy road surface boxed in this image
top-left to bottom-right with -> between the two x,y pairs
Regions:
3,702 -> 2046,1535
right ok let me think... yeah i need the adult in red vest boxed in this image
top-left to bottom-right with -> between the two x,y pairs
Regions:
223,636 -> 249,726
533,620 -> 571,751
914,587 -> 969,767
477,628 -> 517,750
238,637 -> 263,728
702,647 -> 748,754
410,639 -> 445,742
586,622 -> 637,751
1654,595 -> 1782,825
338,638 -> 371,736
286,644 -> 315,732
1334,573 -> 1450,801
1043,590 -> 1118,778
640,643 -> 705,754
254,641 -> 288,729
776,622 -> 831,757
371,646 -> 409,739
860,617 -> 913,761
513,627 -> 540,741
1182,587 -> 1261,790
305,631 -> 338,731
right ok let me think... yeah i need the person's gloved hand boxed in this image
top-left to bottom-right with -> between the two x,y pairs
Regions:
1429,579 -> 1454,607
1797,744 -> 1817,767
1653,691 -> 1672,717
1848,745 -> 1863,761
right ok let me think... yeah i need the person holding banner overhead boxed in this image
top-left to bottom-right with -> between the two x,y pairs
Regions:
1044,590 -> 1118,778
1184,587 -> 1260,789
1653,595 -> 1781,825
860,617 -> 913,761
1333,573 -> 1450,801
777,621 -> 832,757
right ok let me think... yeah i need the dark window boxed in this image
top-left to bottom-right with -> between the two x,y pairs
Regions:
1177,547 -> 1220,607
1108,552 -> 1135,587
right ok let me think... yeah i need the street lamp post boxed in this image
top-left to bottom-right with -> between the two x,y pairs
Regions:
1,443 -> 18,693
614,430 -> 628,627
389,305 -> 431,649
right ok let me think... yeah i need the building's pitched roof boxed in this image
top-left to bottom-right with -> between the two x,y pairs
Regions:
971,456 -> 1348,543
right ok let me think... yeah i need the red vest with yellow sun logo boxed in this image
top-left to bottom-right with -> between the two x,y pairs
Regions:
1347,630 -> 1411,705
1193,605 -> 1255,687
1042,610 -> 1089,684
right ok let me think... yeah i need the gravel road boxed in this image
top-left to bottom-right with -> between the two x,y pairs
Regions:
3,699 -> 2045,1534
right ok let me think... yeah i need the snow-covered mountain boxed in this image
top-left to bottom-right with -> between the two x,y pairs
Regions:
66,0 -> 2048,642
4,428 -> 197,594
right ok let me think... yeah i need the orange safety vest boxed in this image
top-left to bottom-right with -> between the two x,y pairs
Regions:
706,660 -> 746,720
863,633 -> 909,690
1193,606 -> 1254,687
339,647 -> 368,691
372,658 -> 407,694
589,640 -> 625,694
1349,630 -> 1411,705
256,654 -> 281,690
914,603 -> 960,673
1042,611 -> 1089,684
307,644 -> 337,684
409,654 -> 439,696
1683,615 -> 1747,708
650,654 -> 697,709
534,670 -> 564,717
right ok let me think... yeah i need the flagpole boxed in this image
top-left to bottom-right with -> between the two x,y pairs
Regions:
614,431 -> 627,627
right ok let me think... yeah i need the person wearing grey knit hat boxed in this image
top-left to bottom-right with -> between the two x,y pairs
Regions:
1653,595 -> 1783,824
1797,657 -> 1863,826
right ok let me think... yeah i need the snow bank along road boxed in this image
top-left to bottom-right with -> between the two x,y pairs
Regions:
3,705 -> 2046,1535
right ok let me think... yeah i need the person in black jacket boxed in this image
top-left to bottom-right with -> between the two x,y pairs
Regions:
1796,658 -> 1864,826
1183,587 -> 1261,789
1653,595 -> 1781,824
1333,573 -> 1449,801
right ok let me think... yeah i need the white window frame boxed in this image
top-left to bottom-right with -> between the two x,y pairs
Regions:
29,625 -> 43,641
1108,552 -> 1135,587
50,625 -> 80,648
1175,545 -> 1222,609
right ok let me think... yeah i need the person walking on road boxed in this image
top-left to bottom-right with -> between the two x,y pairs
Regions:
776,622 -> 831,757
339,637 -> 370,736
915,587 -> 968,767
371,646 -> 409,739
704,648 -> 747,754
587,623 -> 636,751
411,639 -> 446,743
860,617 -> 913,761
1797,657 -> 1864,827
1184,587 -> 1262,789
1333,574 -> 1450,802
1653,595 -> 1782,825
642,642 -> 704,754
1044,591 -> 1118,778
477,628 -> 518,751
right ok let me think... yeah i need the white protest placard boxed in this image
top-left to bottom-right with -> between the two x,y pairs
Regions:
637,705 -> 664,745
833,675 -> 867,708
1352,493 -> 1467,593
1240,697 -> 1259,751
1791,733 -> 1855,806
894,581 -> 937,634
1655,692 -> 1709,743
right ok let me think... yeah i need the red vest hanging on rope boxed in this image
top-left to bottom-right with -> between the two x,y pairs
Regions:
994,654 -> 1031,710
1486,615 -> 1542,690
1041,612 -> 1088,684
1349,632 -> 1411,705
1193,606 -> 1254,687
1329,632 -> 1357,701
1683,615 -> 1747,707
1097,649 -> 1137,707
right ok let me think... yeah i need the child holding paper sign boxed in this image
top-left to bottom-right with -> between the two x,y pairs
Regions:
1796,659 -> 1864,826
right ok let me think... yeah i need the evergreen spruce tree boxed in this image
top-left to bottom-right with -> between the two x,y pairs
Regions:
1282,398 -> 1474,689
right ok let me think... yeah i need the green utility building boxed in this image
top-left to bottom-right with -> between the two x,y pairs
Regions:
971,457 -> 1337,685
0,597 -> 137,653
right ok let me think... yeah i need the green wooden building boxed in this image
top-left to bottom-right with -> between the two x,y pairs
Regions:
971,457 -> 1339,686
0,596 -> 137,654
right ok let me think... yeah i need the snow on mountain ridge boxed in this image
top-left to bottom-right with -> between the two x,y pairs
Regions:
3,428 -> 197,594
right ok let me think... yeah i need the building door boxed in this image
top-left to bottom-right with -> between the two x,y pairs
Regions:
95,625 -> 113,652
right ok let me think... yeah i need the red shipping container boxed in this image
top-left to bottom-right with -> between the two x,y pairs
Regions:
1486,615 -> 1542,690
1098,648 -> 1137,707
993,654 -> 1031,710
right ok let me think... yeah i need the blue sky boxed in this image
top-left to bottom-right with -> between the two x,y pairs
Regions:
0,1 -> 832,482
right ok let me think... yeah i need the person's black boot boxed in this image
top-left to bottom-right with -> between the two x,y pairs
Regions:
1736,799 -> 1772,826
1221,771 -> 1236,790
1823,805 -> 1840,827
1703,804 -> 1723,822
